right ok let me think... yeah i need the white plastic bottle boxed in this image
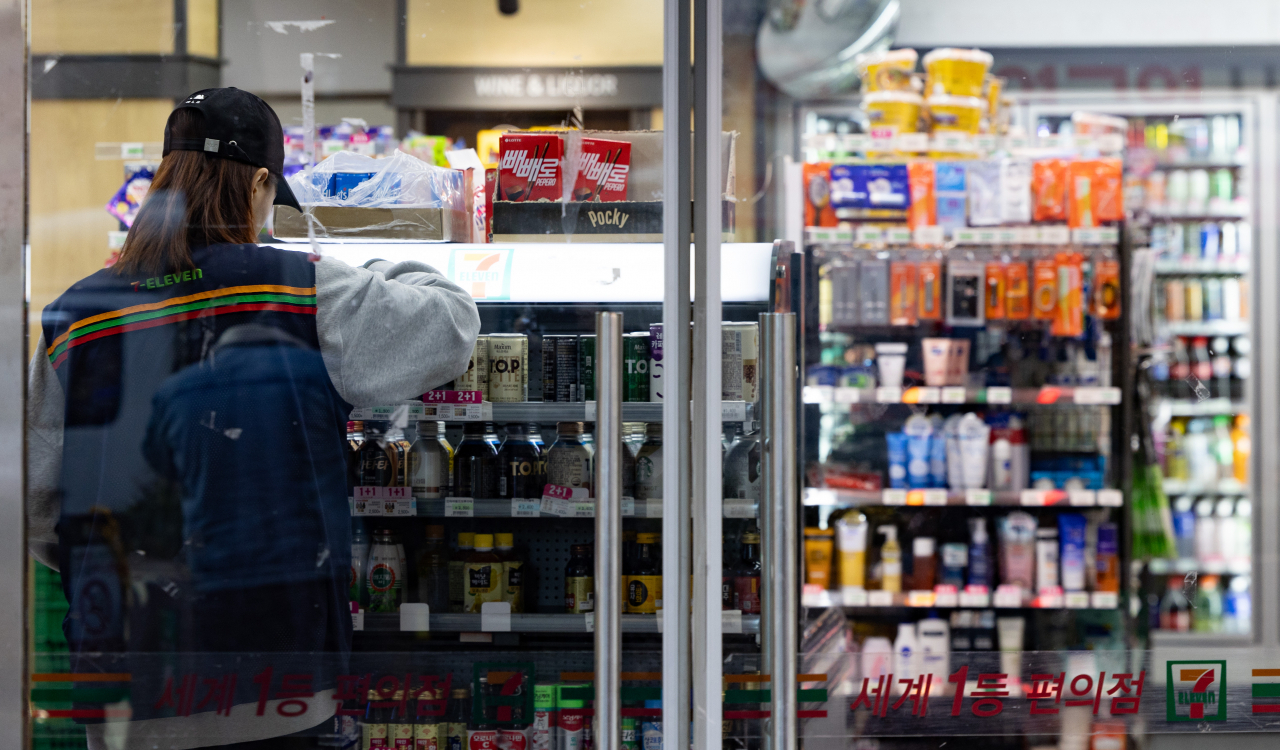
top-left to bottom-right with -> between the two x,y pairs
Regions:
916,616 -> 951,692
1194,498 -> 1218,563
892,622 -> 920,695
861,636 -> 892,683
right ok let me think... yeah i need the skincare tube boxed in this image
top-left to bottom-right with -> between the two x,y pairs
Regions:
922,338 -> 951,387
904,413 -> 933,489
996,616 -> 1025,685
957,413 -> 991,489
886,433 -> 909,489
875,342 -> 908,388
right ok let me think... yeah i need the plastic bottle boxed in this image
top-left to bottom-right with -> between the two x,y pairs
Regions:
640,700 -> 662,750
1159,578 -> 1191,631
991,434 -> 1013,491
1193,575 -> 1225,633
446,688 -> 470,750
450,532 -> 475,613
1233,499 -> 1252,567
1212,416 -> 1235,483
1232,415 -> 1251,484
1194,498 -> 1218,562
909,537 -> 936,592
967,517 -> 993,589
557,685 -> 585,750
877,526 -> 902,593
1172,497 -> 1196,560
1095,523 -> 1120,593
892,622 -> 920,694
917,615 -> 951,689
496,532 -> 524,613
464,534 -> 505,613
532,685 -> 556,750
350,521 -> 369,607
417,524 -> 450,611
1166,419 -> 1189,481
1228,576 -> 1252,634
861,636 -> 892,681
1007,415 -> 1031,490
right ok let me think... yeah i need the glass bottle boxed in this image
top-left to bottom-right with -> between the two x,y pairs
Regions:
546,422 -> 593,495
358,422 -> 397,487
635,423 -> 664,501
1159,578 -> 1191,632
734,527 -> 762,615
453,422 -> 500,499
498,423 -> 546,499
446,687 -> 470,750
416,524 -> 450,611
565,544 -> 594,614
624,533 -> 662,615
496,532 -> 525,613
409,420 -> 452,499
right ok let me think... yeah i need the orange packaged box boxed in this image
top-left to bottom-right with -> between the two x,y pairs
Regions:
1005,262 -> 1030,320
1094,257 -> 1121,319
984,262 -> 1006,320
804,162 -> 836,227
890,262 -> 919,325
1032,159 -> 1068,222
918,261 -> 942,320
907,161 -> 936,228
1032,259 -> 1057,320
1052,252 -> 1085,337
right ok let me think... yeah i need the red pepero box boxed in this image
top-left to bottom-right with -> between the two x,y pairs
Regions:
498,133 -> 563,201
573,138 -> 631,201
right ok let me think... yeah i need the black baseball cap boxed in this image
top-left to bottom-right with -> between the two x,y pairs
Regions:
163,87 -> 302,211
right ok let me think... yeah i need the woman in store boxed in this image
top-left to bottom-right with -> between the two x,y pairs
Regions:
26,88 -> 480,749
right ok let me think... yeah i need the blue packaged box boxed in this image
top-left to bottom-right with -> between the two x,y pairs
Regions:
935,162 -> 967,229
829,164 -> 909,210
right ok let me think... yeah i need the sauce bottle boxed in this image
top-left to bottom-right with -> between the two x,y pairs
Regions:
624,533 -> 662,614
734,528 -> 762,614
496,532 -> 524,613
565,544 -> 594,614
449,533 -> 475,613
464,534 -> 505,613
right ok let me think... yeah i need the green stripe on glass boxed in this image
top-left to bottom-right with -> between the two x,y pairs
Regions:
725,689 -> 770,703
1253,683 -> 1280,698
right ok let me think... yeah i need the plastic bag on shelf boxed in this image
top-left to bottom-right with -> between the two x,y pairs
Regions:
286,150 -> 465,210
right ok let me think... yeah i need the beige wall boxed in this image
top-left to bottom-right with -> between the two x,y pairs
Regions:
187,0 -> 220,58
29,100 -> 174,344
407,0 -> 662,67
32,0 -> 174,54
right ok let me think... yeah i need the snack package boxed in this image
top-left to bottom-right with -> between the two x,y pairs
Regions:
922,48 -> 993,98
999,158 -> 1032,224
1094,257 -> 1122,320
1091,158 -> 1124,222
286,150 -> 466,209
906,161 -> 937,228
918,261 -> 943,320
967,160 -> 1002,226
1005,262 -> 1030,320
804,162 -> 836,227
1067,160 -> 1096,228
1052,252 -> 1085,337
855,48 -> 919,92
935,162 -> 967,230
573,138 -> 631,201
1031,159 -> 1069,222
498,132 -> 564,201
830,164 -> 910,211
105,167 -> 154,227
890,262 -> 919,326
984,263 -> 1007,320
1032,259 -> 1057,320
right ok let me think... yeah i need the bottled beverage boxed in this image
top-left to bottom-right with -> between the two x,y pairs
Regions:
446,688 -> 470,750
496,532 -> 525,613
723,422 -> 762,501
1193,574 -> 1225,633
1164,280 -> 1184,321
1159,578 -> 1191,631
1212,416 -> 1234,482
454,422 -> 501,499
733,527 -> 762,614
1194,498 -> 1218,562
410,421 -> 452,499
347,420 -> 365,492
359,423 -> 402,487
1169,338 -> 1191,398
1191,337 -> 1212,383
450,533 -> 475,613
365,706 -> 390,750
1185,280 -> 1203,321
546,422 -> 593,494
417,524 -> 450,611
351,521 -> 369,607
1233,336 -> 1251,401
624,533 -> 662,614
619,430 -> 637,499
556,685 -> 585,750
1232,415 -> 1251,483
467,674 -> 498,750
367,529 -> 404,613
634,424 -> 663,500
392,702 -> 415,750
1095,523 -> 1119,593
388,427 -> 413,487
465,534 -> 505,613
640,700 -> 662,750
416,688 -> 445,750
565,544 -> 594,613
1172,497 -> 1196,559
1166,420 -> 1189,481
1228,576 -> 1252,634
909,537 -> 937,592
531,685 -> 556,750
1204,278 -> 1223,320
498,423 -> 546,500
495,672 -> 530,750
1210,336 -> 1232,399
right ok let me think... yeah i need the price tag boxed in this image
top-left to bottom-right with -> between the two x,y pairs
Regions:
512,499 -> 541,518
897,133 -> 928,152
721,402 -> 748,421
584,612 -> 594,633
1097,489 -> 1123,507
1065,592 -> 1091,609
952,228 -> 979,244
803,386 -> 832,404
424,390 -> 483,404
855,226 -> 885,244
399,603 -> 430,632
993,585 -> 1025,608
995,229 -> 1020,244
875,387 -> 902,403
906,490 -> 925,506
445,498 -> 474,517
480,601 -> 512,632
542,484 -> 576,501
959,588 -> 990,608
965,489 -> 992,506
842,587 -> 869,607
867,590 -> 895,607
450,403 -> 490,421
1091,591 -> 1119,609
913,225 -> 945,246
622,497 -> 635,517
570,503 -> 596,518
906,590 -> 936,607
915,387 -> 941,404
724,500 -> 757,518
834,388 -> 861,404
353,488 -> 380,516
1040,225 -> 1071,245
974,135 -> 999,153
646,500 -> 664,518
941,387 -> 967,404
975,229 -> 999,244
351,603 -> 364,632
885,227 -> 913,244
882,489 -> 908,506
1020,490 -> 1045,507
986,387 -> 1012,404
722,609 -> 744,634
1068,490 -> 1097,507
922,489 -> 948,506
1036,590 -> 1065,609
933,586 -> 959,608
120,142 -> 145,159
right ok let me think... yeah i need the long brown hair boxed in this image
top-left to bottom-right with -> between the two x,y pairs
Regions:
114,108 -> 272,275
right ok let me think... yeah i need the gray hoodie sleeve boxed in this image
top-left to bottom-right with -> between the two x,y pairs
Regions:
314,255 -> 481,406
27,334 -> 64,571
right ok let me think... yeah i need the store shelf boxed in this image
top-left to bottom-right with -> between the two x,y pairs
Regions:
1145,557 -> 1251,575
1148,161 -> 1245,170
803,385 -> 1121,407
399,497 -> 758,519
1149,630 -> 1253,648
805,487 -> 1123,508
350,401 -> 753,423
1153,258 -> 1249,275
1161,478 -> 1248,495
1147,206 -> 1249,220
803,588 -> 1118,611
358,611 -> 759,634
1154,398 -> 1247,416
1159,320 -> 1249,337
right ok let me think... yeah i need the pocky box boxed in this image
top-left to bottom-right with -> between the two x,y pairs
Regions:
573,138 -> 631,201
498,133 -> 563,201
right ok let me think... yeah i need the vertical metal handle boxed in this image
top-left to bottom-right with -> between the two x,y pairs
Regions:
759,312 -> 798,750
594,311 -> 623,750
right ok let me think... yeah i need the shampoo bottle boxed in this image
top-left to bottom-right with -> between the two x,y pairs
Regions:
892,622 -> 920,695
879,526 -> 902,593
917,615 -> 951,690
967,517 -> 993,588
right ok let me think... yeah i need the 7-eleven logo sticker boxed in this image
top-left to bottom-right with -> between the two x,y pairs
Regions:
448,249 -> 514,300
1166,660 -> 1226,722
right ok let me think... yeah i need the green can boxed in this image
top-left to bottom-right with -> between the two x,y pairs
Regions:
622,714 -> 639,750
578,335 -> 596,402
623,333 -> 650,402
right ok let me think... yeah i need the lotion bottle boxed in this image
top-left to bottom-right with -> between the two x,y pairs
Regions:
878,526 -> 902,593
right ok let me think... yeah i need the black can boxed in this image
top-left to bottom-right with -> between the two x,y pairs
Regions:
541,335 -> 580,403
